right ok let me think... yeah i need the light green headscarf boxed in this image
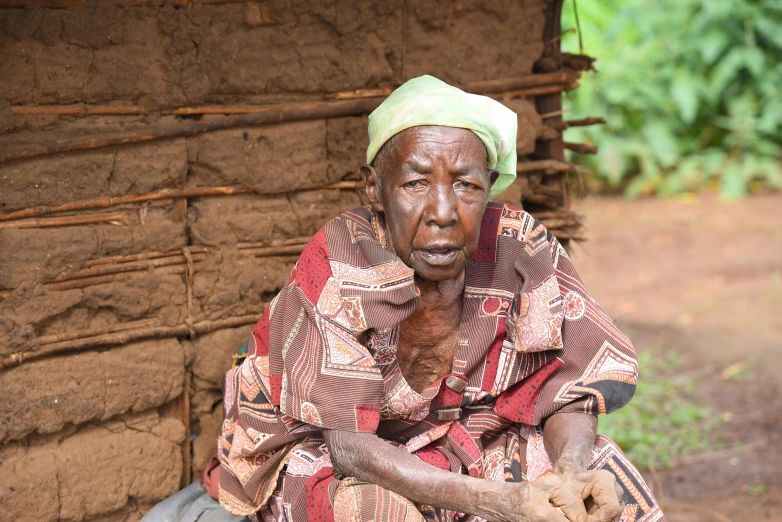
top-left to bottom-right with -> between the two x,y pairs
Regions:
367,75 -> 518,200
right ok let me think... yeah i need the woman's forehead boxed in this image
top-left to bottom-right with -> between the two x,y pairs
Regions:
392,126 -> 487,163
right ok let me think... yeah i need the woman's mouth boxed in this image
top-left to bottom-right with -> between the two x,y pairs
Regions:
418,248 -> 460,265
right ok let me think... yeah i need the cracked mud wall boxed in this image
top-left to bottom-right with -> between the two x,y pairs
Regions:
0,1 -> 550,520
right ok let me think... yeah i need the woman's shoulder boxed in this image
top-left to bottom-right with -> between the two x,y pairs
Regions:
473,202 -> 557,265
315,206 -> 397,265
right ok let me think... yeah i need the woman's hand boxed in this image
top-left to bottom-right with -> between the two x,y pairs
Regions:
554,466 -> 623,522
542,412 -> 623,521
486,474 -> 588,522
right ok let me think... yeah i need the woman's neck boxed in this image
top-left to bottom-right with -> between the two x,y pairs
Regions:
414,272 -> 465,313
397,272 -> 465,392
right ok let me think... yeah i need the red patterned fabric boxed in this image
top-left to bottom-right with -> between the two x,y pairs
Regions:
219,204 -> 652,521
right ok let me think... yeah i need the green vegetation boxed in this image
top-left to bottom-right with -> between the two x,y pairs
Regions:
598,351 -> 718,469
560,0 -> 782,198
742,484 -> 769,496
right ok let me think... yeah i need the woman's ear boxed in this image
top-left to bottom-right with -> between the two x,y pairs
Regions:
487,169 -> 500,188
360,164 -> 384,212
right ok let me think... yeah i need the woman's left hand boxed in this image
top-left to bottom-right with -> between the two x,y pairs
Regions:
554,466 -> 624,522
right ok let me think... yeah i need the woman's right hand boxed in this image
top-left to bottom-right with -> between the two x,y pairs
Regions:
487,474 -> 588,522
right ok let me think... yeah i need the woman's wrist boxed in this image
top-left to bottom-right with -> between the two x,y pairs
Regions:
472,480 -> 530,522
554,456 -> 588,476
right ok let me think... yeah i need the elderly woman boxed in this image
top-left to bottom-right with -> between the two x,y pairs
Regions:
217,76 -> 664,522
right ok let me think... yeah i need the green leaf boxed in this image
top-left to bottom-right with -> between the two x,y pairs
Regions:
697,30 -> 730,65
671,70 -> 700,123
755,17 -> 782,48
744,47 -> 767,78
709,47 -> 746,99
596,138 -> 630,186
642,121 -> 680,168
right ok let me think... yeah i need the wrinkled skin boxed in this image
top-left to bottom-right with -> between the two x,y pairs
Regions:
322,126 -> 621,522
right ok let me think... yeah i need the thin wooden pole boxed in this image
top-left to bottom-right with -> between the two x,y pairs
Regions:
324,88 -> 393,101
0,181 -> 363,223
516,159 -> 591,176
11,105 -> 149,116
8,72 -> 575,118
239,244 -> 307,258
498,85 -> 569,100
0,0 -> 83,6
0,187 -> 251,222
36,319 -> 158,345
565,117 -> 606,127
236,237 -> 312,250
0,98 -> 385,164
46,264 -> 188,291
45,253 -> 206,284
0,212 -> 130,230
1,314 -> 262,369
564,141 -> 598,154
82,247 -> 208,268
464,71 -> 576,94
532,0 -> 570,220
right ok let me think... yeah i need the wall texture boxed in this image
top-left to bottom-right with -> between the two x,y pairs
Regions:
0,1 -> 587,520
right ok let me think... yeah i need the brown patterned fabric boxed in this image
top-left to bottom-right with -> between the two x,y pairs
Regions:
218,204 -> 663,522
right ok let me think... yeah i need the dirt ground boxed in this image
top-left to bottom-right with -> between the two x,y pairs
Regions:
570,193 -> 782,522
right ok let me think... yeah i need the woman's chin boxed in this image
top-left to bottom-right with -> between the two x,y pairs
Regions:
410,257 -> 466,283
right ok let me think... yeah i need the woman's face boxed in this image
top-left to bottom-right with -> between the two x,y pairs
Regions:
362,126 -> 498,282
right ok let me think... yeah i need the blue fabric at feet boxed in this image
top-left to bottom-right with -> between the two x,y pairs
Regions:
141,481 -> 250,522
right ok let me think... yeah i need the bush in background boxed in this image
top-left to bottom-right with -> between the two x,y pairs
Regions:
561,0 -> 782,198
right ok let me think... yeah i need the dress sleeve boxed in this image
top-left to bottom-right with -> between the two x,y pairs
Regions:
265,227 -> 385,432
530,234 -> 639,424
243,219 -> 418,433
217,214 -> 418,514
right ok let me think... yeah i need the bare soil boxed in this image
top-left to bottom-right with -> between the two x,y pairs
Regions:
571,193 -> 782,522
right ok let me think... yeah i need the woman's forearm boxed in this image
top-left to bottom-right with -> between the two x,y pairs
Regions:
542,412 -> 598,472
323,429 -> 511,521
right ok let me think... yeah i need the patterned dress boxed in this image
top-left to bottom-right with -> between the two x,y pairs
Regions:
218,204 -> 665,522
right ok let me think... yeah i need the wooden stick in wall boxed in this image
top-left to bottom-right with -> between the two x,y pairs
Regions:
10,105 -> 149,116
0,314 -> 262,369
464,71 -> 578,94
45,253 -> 206,284
8,72 -> 577,117
0,181 -> 363,223
83,246 -> 208,267
564,142 -> 598,154
239,244 -> 307,258
236,237 -> 312,250
35,319 -> 158,345
0,212 -> 130,230
0,187 -> 252,222
565,117 -> 606,127
46,264 -> 189,291
0,98 -> 386,164
0,0 -> 84,6
516,159 -> 591,176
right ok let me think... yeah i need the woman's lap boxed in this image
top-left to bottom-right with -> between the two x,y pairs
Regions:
256,434 -> 666,522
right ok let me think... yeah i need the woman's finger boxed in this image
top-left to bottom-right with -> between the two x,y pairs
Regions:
548,484 -> 588,522
583,472 -> 622,522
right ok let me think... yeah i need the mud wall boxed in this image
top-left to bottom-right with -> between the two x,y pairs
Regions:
0,1 -> 586,520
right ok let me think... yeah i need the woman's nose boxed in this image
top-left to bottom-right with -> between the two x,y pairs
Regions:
423,186 -> 458,228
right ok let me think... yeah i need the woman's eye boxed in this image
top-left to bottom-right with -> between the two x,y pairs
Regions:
406,180 -> 421,188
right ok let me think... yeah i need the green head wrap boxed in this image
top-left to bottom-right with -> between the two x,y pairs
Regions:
367,75 -> 518,200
